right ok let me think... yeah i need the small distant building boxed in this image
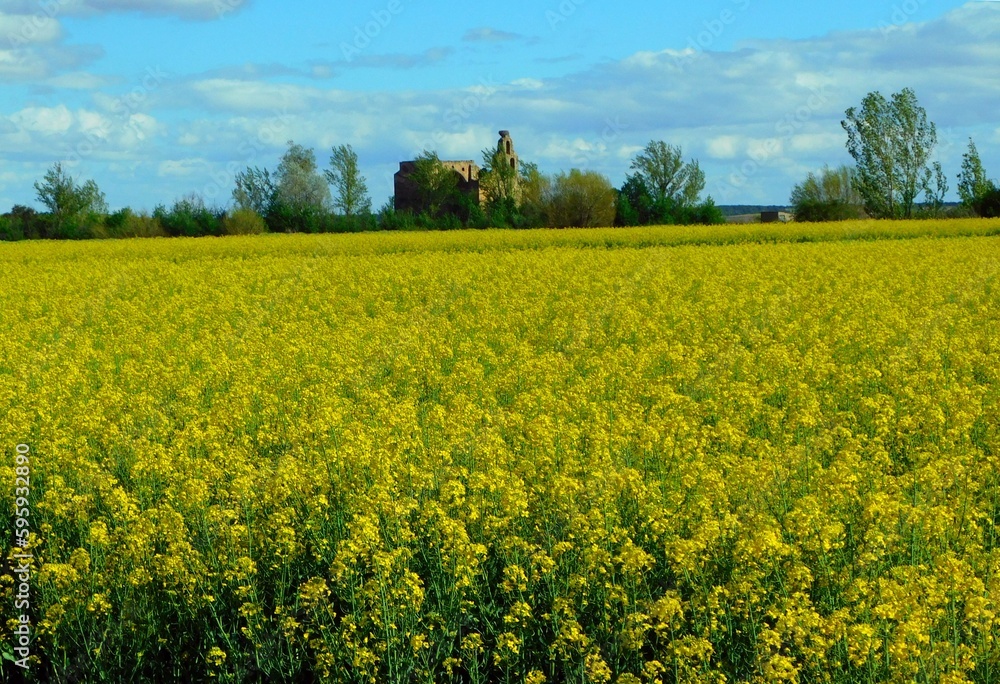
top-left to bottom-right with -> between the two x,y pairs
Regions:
394,130 -> 518,213
761,211 -> 794,223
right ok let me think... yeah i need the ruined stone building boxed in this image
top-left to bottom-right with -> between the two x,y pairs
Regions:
497,130 -> 518,172
393,159 -> 481,214
394,131 -> 518,213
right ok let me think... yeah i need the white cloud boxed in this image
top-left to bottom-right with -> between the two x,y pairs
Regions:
11,105 -> 75,135
0,9 -> 103,81
310,64 -> 333,79
121,114 -> 161,143
706,135 -> 742,159
158,158 -> 212,177
510,78 -> 544,90
187,79 -> 314,113
747,137 -> 783,162
0,0 -> 235,82
617,144 -> 643,160
535,136 -> 610,165
0,105 -> 164,169
789,132 -> 844,154
0,49 -> 44,79
0,12 -> 62,44
4,2 -> 1000,209
2,0 -> 247,20
44,71 -> 116,89
623,49 -> 688,70
462,27 -> 523,43
78,110 -> 112,136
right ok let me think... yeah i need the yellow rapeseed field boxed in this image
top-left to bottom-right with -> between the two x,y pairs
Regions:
1,221 -> 999,683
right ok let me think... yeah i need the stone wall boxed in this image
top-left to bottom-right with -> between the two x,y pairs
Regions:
393,160 -> 482,213
393,131 -> 516,213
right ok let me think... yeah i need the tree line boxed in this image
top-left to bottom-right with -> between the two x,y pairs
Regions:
3,86 -> 997,242
791,87 -> 1000,221
0,140 -> 726,242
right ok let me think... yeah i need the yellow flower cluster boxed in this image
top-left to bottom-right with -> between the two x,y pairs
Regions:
0,221 -> 998,682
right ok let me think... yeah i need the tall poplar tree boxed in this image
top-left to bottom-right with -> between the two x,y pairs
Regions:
841,88 -> 937,219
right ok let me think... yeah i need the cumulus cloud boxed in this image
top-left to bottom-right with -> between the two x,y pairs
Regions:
10,105 -> 75,135
44,71 -> 117,89
185,79 -> 317,113
343,47 -> 454,70
0,42 -> 102,81
0,0 -> 242,83
158,158 -> 213,177
0,6 -> 104,81
789,132 -> 844,154
188,47 -> 457,85
1,104 -> 164,165
4,2 -> 1000,210
706,136 -> 742,159
0,12 -> 62,44
1,0 -> 248,20
462,27 -> 538,45
463,27 -> 521,42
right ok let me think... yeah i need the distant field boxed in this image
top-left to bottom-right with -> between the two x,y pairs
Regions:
2,220 -> 999,683
723,213 -> 765,224
5,217 -> 997,261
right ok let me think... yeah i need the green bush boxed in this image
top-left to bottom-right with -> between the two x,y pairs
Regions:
790,166 -> 866,222
223,208 -> 268,235
377,201 -> 416,231
3,206 -> 45,239
124,212 -> 166,238
686,196 -> 727,225
94,208 -> 165,239
155,197 -> 223,237
41,212 -> 101,240
546,169 -> 617,228
264,202 -> 327,234
614,176 -> 725,227
95,208 -> 132,239
794,200 -> 866,222
974,185 -> 1000,218
0,215 -> 23,241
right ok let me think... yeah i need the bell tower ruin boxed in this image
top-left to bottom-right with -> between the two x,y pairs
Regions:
498,130 -> 518,173
393,130 -> 519,213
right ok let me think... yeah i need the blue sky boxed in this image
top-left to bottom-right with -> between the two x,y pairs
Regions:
1,0 -> 998,211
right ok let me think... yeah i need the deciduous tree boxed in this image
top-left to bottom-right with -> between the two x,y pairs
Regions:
545,169 -> 616,228
233,166 -> 276,216
409,151 -> 463,219
629,141 -> 705,208
326,144 -> 370,216
34,162 -> 107,238
480,145 -> 519,208
957,138 -> 995,211
275,141 -> 331,215
841,88 -> 937,219
789,165 -> 865,221
922,161 -> 948,213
